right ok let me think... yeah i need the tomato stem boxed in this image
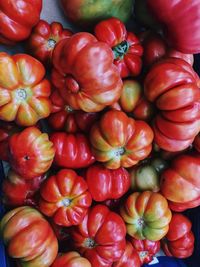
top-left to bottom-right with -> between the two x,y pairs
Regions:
113,40 -> 129,59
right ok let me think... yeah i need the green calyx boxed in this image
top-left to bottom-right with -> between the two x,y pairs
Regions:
113,40 -> 130,60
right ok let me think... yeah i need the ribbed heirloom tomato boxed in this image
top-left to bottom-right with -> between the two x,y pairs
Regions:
0,0 -> 42,45
51,252 -> 92,267
52,32 -> 123,112
27,20 -> 73,66
90,110 -> 154,169
71,205 -> 126,267
162,213 -> 194,258
0,53 -> 52,126
144,57 -> 200,152
9,126 -> 55,179
120,191 -> 172,241
39,169 -> 92,226
95,18 -> 143,78
0,206 -> 58,267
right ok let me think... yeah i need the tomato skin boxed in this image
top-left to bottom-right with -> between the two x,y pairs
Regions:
0,206 -> 58,267
48,89 -> 98,133
162,213 -> 194,258
51,252 -> 92,267
71,204 -> 126,267
86,163 -> 130,202
27,20 -> 72,66
94,18 -> 143,78
52,32 -> 123,112
112,241 -> 141,267
147,0 -> 200,53
9,126 -> 55,179
39,169 -> 92,227
90,110 -> 154,169
130,238 -> 160,264
145,57 -> 200,152
0,0 -> 42,45
194,133 -> 200,152
50,132 -> 95,169
0,53 -> 52,126
2,169 -> 45,207
160,154 -> 200,211
120,191 -> 172,241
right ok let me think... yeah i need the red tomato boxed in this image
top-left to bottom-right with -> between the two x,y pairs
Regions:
0,206 -> 58,267
71,205 -> 126,267
50,132 -> 95,169
112,241 -> 141,267
130,238 -> 160,264
95,17 -> 143,78
51,252 -> 91,267
145,58 -> 200,152
86,163 -> 130,201
52,32 -> 123,112
48,89 -> 99,133
27,20 -> 73,66
160,154 -> 200,211
2,169 -> 45,207
0,53 -> 52,126
39,169 -> 92,227
90,110 -> 154,169
9,126 -> 55,179
162,213 -> 194,258
0,0 -> 42,45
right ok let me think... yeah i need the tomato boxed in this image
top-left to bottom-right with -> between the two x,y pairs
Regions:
50,132 -> 95,169
2,169 -> 45,207
95,18 -> 143,78
194,133 -> 200,152
130,238 -> 160,264
71,205 -> 126,267
48,89 -> 98,132
142,32 -> 194,67
147,0 -> 200,53
120,191 -> 172,241
39,169 -> 92,226
160,154 -> 200,212
52,32 -> 123,112
162,213 -> 194,258
27,20 -> 73,66
144,57 -> 200,152
60,0 -> 133,27
90,110 -> 154,169
9,126 -> 55,179
86,163 -> 130,202
112,241 -> 141,267
0,53 -> 52,126
0,0 -> 42,45
0,206 -> 58,267
51,252 -> 91,267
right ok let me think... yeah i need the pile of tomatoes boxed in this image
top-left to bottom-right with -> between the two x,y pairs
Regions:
0,1 -> 200,267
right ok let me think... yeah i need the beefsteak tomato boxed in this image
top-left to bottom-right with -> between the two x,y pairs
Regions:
52,32 -> 123,112
95,18 -> 143,78
71,204 -> 126,267
51,252 -> 91,267
50,132 -> 95,169
162,213 -> 194,258
120,191 -> 172,241
86,163 -> 130,202
147,0 -> 200,53
0,0 -> 42,45
130,238 -> 160,264
27,20 -> 73,66
9,126 -> 55,179
0,206 -> 58,267
39,169 -> 92,226
160,154 -> 200,211
0,53 -> 52,126
144,58 -> 200,152
90,110 -> 154,169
